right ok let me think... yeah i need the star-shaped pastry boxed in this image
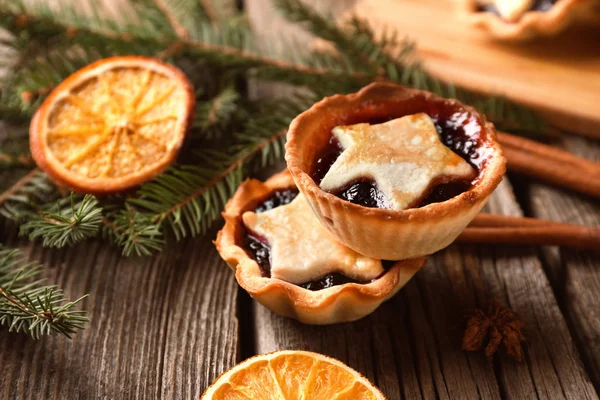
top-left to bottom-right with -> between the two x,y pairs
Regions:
480,0 -> 534,22
320,113 -> 476,211
242,194 -> 384,285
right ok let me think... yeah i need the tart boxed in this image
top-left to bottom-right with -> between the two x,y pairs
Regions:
215,170 -> 425,325
286,82 -> 505,260
461,0 -> 597,40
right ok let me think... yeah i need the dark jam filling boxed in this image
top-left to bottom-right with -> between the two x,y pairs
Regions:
336,179 -> 390,209
476,0 -> 557,17
254,189 -> 298,213
312,111 -> 486,209
246,235 -> 271,276
243,190 -> 394,291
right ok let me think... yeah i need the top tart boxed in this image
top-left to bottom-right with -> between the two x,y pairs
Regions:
286,82 -> 506,260
461,0 -> 596,40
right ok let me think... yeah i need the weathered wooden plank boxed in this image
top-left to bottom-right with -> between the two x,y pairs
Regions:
250,179 -> 598,399
529,135 -> 600,391
0,220 -> 240,400
159,234 -> 240,399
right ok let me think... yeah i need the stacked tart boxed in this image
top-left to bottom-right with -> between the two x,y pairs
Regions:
216,83 -> 506,324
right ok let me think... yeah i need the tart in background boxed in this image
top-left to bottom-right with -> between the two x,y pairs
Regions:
460,0 -> 598,40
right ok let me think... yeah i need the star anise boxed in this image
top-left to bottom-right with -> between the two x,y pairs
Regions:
462,300 -> 525,362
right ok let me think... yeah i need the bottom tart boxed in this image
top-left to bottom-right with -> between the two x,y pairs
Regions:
215,170 -> 425,325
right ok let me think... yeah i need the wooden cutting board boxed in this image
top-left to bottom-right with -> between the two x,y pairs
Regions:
348,0 -> 600,138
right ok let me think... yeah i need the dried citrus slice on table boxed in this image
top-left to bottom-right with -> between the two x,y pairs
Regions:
30,56 -> 194,194
201,350 -> 386,399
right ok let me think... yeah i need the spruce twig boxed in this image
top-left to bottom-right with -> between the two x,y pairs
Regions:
0,168 -> 40,206
0,153 -> 34,169
158,129 -> 286,223
102,206 -> 164,257
19,194 -> 103,248
152,0 -> 189,39
0,247 -> 88,339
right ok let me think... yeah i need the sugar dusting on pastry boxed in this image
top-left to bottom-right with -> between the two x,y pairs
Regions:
319,113 -> 476,211
242,194 -> 384,284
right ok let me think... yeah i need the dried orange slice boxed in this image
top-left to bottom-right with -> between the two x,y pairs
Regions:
200,350 -> 386,399
30,56 -> 194,194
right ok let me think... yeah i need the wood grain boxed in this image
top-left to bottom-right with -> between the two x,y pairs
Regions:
529,135 -> 600,391
0,222 -> 240,400
252,179 -> 598,399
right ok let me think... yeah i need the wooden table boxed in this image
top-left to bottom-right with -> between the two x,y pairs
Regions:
2,2 -> 600,399
1,138 -> 599,399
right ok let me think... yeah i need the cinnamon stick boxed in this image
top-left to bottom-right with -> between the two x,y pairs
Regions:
498,132 -> 600,199
502,145 -> 600,199
457,226 -> 600,250
471,213 -> 564,228
460,213 -> 600,251
498,132 -> 600,176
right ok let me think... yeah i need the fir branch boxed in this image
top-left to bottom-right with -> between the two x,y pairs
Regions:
19,194 -> 103,249
273,0 -> 377,74
1,0 -> 174,42
8,49 -> 102,106
102,207 -> 164,257
0,247 -> 88,339
0,85 -> 37,122
127,128 -> 286,245
151,0 -> 190,39
193,86 -> 240,138
150,0 -> 232,38
128,152 -> 244,241
0,127 -> 33,170
0,169 -> 44,207
0,152 -> 34,170
0,0 -> 365,87
0,169 -> 58,221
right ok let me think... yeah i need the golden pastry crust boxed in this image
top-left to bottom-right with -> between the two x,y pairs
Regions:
461,0 -> 596,40
214,170 -> 425,325
286,82 -> 505,260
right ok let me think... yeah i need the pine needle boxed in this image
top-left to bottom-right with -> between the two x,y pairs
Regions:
193,86 -> 241,138
102,206 -> 164,257
19,194 -> 103,248
0,247 -> 88,339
